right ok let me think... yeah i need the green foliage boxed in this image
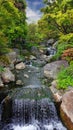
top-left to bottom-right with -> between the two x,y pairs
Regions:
57,61 -> 73,89
25,43 -> 39,50
38,0 -> 73,41
26,23 -> 42,48
0,0 -> 27,53
59,33 -> 73,43
53,33 -> 73,60
0,32 -> 8,55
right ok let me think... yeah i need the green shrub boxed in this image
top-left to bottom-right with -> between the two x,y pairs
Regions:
57,61 -> 73,89
53,33 -> 73,60
25,42 -> 39,50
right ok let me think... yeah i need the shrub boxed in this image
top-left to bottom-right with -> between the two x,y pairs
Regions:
53,33 -> 73,60
57,61 -> 73,89
61,48 -> 73,62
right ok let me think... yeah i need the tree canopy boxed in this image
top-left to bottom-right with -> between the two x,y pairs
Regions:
0,0 -> 27,54
38,0 -> 73,39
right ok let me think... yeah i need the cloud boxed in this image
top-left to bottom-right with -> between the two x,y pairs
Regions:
26,0 -> 44,23
26,7 -> 41,23
33,1 -> 41,6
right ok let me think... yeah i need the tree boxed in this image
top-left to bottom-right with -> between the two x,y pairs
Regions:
0,0 -> 27,52
26,23 -> 43,48
38,0 -> 73,40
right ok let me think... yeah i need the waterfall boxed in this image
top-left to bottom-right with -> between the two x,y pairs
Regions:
0,98 -> 66,130
0,60 -> 67,130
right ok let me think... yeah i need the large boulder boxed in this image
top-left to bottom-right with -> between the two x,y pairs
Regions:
44,60 -> 68,79
60,90 -> 73,130
1,67 -> 15,83
15,62 -> 25,70
50,80 -> 62,103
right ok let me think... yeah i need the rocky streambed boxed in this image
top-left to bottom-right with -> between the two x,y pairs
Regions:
0,57 -> 67,130
0,39 -> 73,130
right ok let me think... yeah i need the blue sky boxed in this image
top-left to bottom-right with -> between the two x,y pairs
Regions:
26,0 -> 44,23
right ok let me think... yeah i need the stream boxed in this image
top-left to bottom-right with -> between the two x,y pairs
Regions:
0,60 -> 67,130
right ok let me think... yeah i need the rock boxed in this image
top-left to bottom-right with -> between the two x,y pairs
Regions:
1,67 -> 15,83
15,57 -> 23,64
39,49 -> 44,54
31,46 -> 40,58
41,54 -> 53,62
13,48 -> 20,55
53,41 -> 58,48
30,55 -> 36,60
24,74 -> 29,78
54,93 -> 62,103
16,70 -> 20,73
15,54 -> 24,64
31,46 -> 38,54
47,39 -> 54,46
9,63 -> 14,70
51,80 -> 58,87
16,80 -> 23,85
60,90 -> 73,130
15,62 -> 25,70
21,49 -> 29,55
50,80 -> 62,103
6,51 -> 17,64
44,60 -> 68,79
1,96 -> 12,121
41,54 -> 47,60
0,77 -> 4,88
32,59 -> 46,67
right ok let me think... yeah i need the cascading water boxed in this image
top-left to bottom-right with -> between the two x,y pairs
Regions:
1,98 -> 66,130
0,61 -> 67,130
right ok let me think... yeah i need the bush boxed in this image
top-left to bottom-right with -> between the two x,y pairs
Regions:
61,48 -> 73,62
57,61 -> 73,89
53,33 -> 73,60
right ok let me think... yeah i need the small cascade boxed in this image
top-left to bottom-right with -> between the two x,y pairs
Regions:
45,47 -> 56,56
1,98 -> 66,130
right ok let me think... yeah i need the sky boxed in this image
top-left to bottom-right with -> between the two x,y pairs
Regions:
26,0 -> 44,23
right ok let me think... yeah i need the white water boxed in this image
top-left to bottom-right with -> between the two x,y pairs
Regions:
13,125 -> 38,130
12,121 -> 66,130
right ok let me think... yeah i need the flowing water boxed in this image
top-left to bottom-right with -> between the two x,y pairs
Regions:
0,61 -> 67,130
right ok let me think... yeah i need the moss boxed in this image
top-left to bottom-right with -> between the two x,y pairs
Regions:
0,55 -> 10,66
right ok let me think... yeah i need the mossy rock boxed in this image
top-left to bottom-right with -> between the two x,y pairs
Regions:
0,55 -> 10,66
